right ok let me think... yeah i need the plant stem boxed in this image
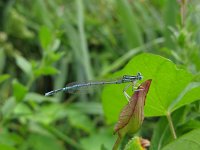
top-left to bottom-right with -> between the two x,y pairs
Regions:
179,0 -> 187,27
113,136 -> 121,150
76,0 -> 93,80
166,112 -> 177,139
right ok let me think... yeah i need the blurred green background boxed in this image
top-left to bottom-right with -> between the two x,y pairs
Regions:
0,0 -> 200,150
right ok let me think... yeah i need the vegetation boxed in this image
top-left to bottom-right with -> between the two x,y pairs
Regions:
0,0 -> 200,150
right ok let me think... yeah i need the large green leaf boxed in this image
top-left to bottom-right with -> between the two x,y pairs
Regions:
102,53 -> 199,123
161,128 -> 200,150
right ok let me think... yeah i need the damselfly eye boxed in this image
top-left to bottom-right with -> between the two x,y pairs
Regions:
123,75 -> 128,79
137,72 -> 143,80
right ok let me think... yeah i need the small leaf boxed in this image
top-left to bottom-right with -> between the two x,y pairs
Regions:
6,9 -> 34,39
80,128 -> 114,150
14,103 -> 32,116
12,80 -> 28,102
0,48 -> 6,73
0,144 -> 16,150
1,97 -> 16,119
27,133 -> 65,150
161,128 -> 200,150
0,130 -> 23,147
0,74 -> 10,84
51,39 -> 61,51
28,104 -> 63,124
66,109 -> 95,134
15,54 -> 32,76
24,93 -> 57,103
34,66 -> 58,76
39,26 -> 52,50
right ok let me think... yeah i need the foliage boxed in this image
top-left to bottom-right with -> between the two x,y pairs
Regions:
0,0 -> 200,150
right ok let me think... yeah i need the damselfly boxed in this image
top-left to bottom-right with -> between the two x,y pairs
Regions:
45,72 -> 143,97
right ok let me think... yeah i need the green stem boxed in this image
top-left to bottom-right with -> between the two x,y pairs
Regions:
179,0 -> 187,27
112,135 -> 121,150
76,0 -> 93,80
26,75 -> 34,89
166,112 -> 177,139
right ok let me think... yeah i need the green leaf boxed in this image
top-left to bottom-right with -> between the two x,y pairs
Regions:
24,93 -> 57,103
161,128 -> 200,150
0,144 -> 16,150
28,104 -> 63,124
15,54 -> 32,76
34,66 -> 58,76
0,48 -> 6,73
0,129 -> 23,146
39,26 -> 52,50
150,117 -> 169,150
170,82 -> 200,112
66,108 -> 95,134
5,9 -> 34,39
26,133 -> 65,150
14,103 -> 32,114
69,102 -> 103,115
150,107 -> 187,150
177,120 -> 200,134
102,53 -> 195,123
0,74 -> 10,84
12,80 -> 28,102
80,128 -> 114,150
51,39 -> 61,51
1,97 -> 16,119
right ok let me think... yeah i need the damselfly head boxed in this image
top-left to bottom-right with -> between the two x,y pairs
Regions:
137,72 -> 143,80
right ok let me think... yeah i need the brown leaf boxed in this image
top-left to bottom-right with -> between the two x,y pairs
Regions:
114,79 -> 152,136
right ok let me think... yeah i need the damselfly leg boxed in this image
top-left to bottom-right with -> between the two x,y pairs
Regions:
123,80 -> 144,102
